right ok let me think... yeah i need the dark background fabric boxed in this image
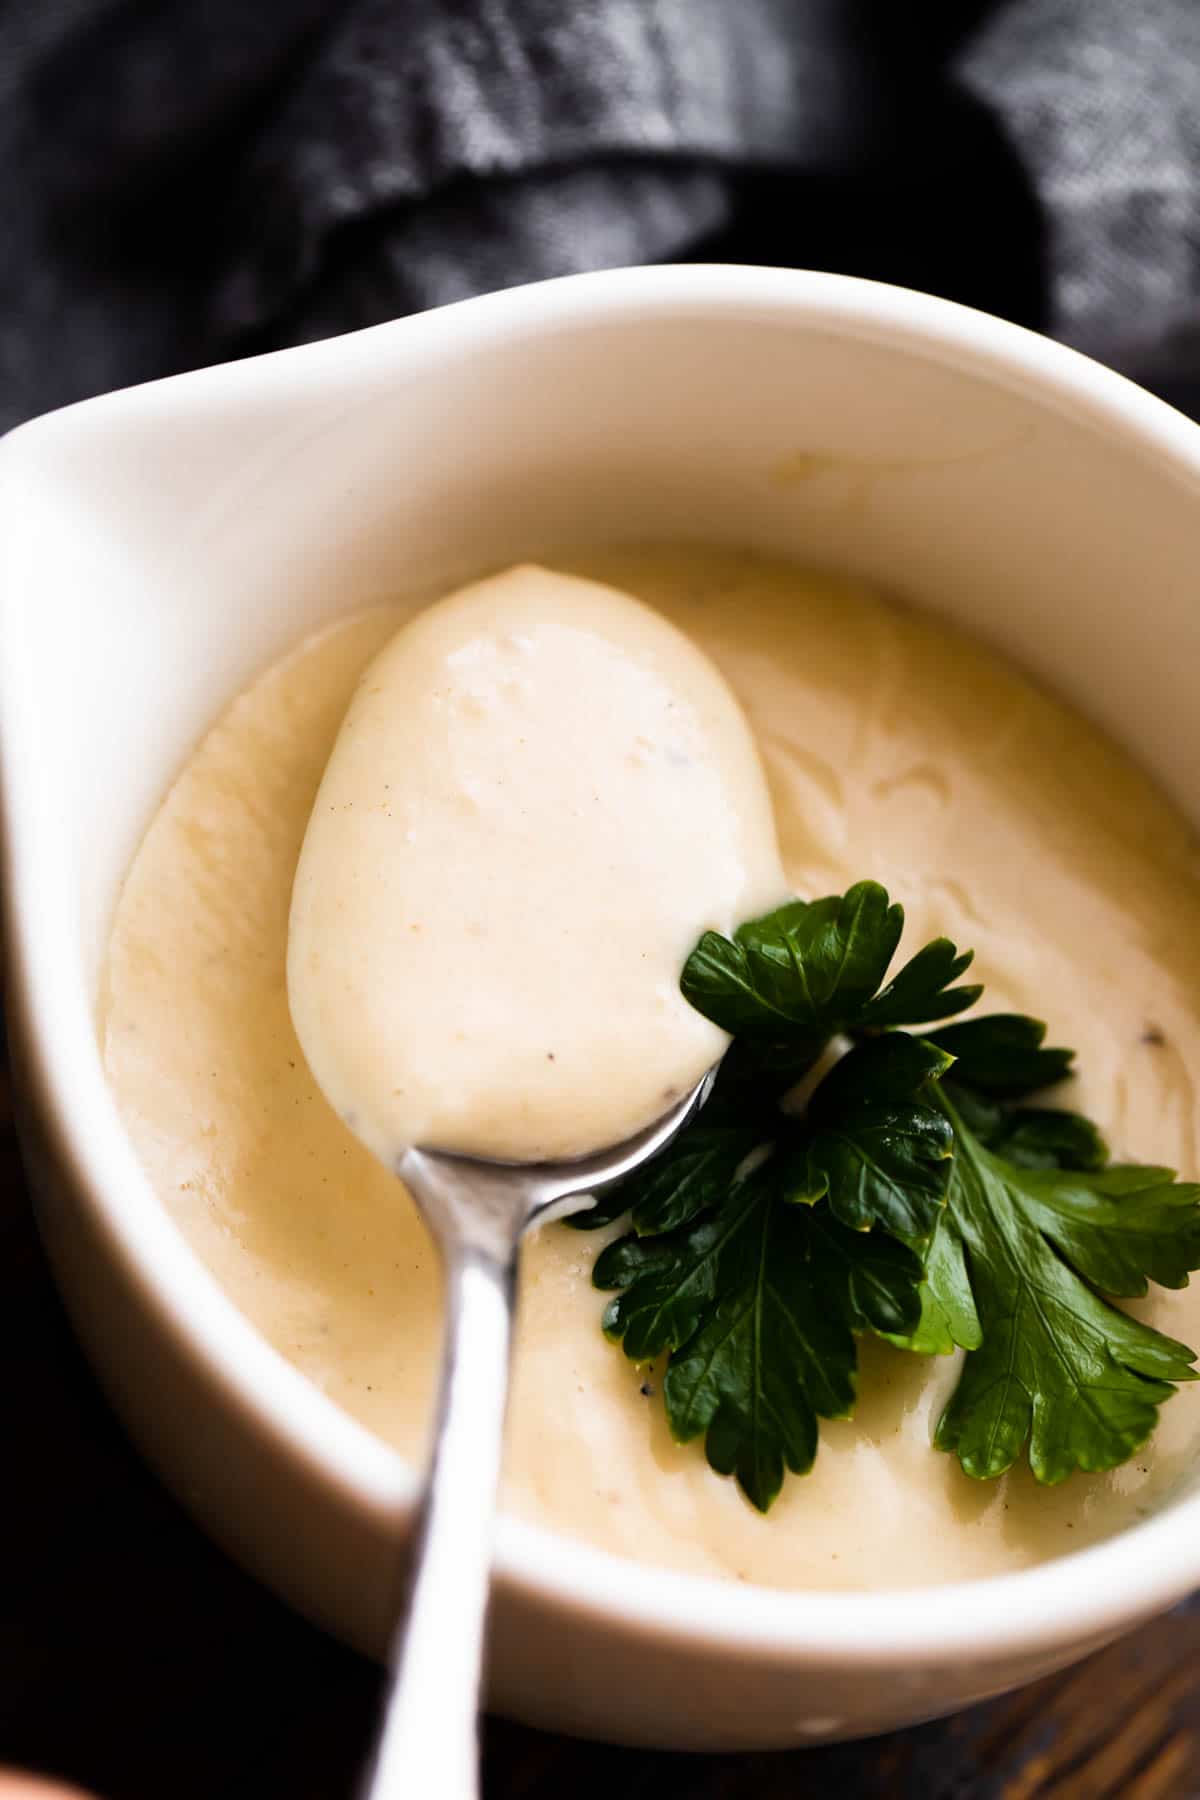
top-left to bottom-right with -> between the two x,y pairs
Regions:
3,0 -> 1200,436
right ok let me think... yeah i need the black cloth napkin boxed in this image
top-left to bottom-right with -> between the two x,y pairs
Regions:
3,0 -> 1200,435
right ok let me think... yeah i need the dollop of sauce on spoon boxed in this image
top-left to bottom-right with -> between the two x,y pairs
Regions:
287,564 -> 787,1166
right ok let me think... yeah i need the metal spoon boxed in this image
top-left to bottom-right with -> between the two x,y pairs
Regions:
359,1070 -> 716,1800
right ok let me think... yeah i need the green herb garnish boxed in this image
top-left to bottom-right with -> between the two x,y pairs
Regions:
570,883 -> 1200,1512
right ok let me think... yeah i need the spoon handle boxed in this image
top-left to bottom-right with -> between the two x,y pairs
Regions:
361,1240 -> 517,1800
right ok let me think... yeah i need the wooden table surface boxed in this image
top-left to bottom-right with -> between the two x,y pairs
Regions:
3,1045 -> 1199,1800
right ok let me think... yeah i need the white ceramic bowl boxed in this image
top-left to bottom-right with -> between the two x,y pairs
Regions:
4,266 -> 1200,1751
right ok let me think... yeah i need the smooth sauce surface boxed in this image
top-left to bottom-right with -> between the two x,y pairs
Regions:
287,564 -> 784,1165
102,547 -> 1200,1590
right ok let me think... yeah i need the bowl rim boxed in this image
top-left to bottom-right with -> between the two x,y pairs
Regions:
5,260 -> 1200,1669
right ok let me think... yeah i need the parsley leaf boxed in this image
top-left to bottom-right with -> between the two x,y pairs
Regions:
681,881 -> 903,1055
929,1014 -> 1074,1099
571,882 -> 1200,1509
566,1043 -> 790,1235
596,1164 -> 924,1511
781,1034 -> 955,1251
859,936 -> 982,1028
592,1024 -> 945,1508
932,1083 -> 1109,1174
894,1209 -> 982,1356
571,1125 -> 764,1237
681,882 -> 981,1079
926,1090 -> 1200,1482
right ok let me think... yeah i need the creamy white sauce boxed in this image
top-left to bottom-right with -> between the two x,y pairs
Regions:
101,547 -> 1200,1591
286,564 -> 785,1165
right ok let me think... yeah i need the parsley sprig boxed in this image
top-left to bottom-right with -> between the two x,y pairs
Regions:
570,883 -> 1200,1512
